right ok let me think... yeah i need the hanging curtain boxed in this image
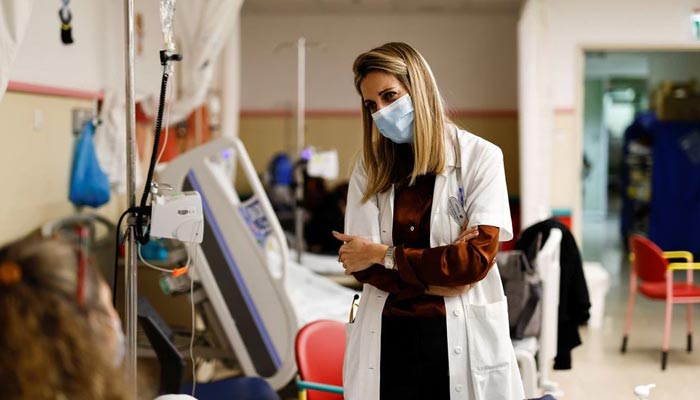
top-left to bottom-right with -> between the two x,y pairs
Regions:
0,0 -> 34,101
93,91 -> 143,195
94,0 -> 242,193
143,0 -> 243,123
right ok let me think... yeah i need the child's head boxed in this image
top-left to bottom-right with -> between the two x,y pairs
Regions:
0,235 -> 128,400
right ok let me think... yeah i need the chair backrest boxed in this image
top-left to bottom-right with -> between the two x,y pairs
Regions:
629,235 -> 668,283
295,320 -> 345,400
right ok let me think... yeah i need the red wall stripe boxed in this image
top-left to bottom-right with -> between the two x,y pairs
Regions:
554,107 -> 575,115
7,81 -> 103,100
3,83 -> 528,119
450,109 -> 518,118
240,109 -> 361,118
240,109 -> 519,118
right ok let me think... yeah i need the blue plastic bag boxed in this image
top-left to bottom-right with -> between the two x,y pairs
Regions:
69,121 -> 111,208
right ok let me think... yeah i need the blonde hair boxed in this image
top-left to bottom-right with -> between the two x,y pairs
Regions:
353,42 -> 451,202
0,236 -> 129,400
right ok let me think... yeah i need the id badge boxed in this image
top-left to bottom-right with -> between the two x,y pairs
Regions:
448,196 -> 466,227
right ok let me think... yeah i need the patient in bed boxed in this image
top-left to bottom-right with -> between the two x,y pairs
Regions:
0,235 -> 196,400
0,235 -> 131,399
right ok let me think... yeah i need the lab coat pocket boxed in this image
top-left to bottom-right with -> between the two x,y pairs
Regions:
466,298 -> 512,400
435,210 -> 460,246
447,210 -> 462,240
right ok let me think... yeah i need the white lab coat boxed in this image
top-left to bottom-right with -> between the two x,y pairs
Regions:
342,126 -> 525,400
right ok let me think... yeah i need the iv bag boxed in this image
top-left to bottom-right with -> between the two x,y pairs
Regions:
159,0 -> 176,51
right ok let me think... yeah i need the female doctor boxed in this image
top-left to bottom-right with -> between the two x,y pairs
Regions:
333,42 -> 524,400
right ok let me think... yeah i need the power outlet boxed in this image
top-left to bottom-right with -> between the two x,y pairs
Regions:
33,109 -> 44,131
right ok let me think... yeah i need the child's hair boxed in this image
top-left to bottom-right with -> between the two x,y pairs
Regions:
0,235 -> 128,400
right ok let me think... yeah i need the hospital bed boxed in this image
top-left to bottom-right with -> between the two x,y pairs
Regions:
289,250 -> 344,275
287,249 -> 363,291
158,137 -> 356,390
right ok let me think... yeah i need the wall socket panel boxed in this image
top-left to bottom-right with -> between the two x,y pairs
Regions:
72,108 -> 94,136
33,109 -> 44,131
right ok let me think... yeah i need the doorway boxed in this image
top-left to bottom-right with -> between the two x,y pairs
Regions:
581,50 -> 700,280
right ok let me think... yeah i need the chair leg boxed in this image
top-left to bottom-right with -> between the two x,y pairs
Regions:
662,300 -> 673,370
687,304 -> 693,353
622,285 -> 636,354
661,351 -> 668,370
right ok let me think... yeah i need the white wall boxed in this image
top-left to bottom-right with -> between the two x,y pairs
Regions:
102,1 -> 165,98
549,0 -> 700,109
9,2 -> 170,98
518,0 -> 554,227
10,2 -> 105,91
240,12 -> 519,111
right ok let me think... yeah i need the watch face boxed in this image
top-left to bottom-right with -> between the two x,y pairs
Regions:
384,247 -> 395,269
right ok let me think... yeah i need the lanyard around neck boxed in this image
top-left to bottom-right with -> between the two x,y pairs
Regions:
453,132 -> 465,206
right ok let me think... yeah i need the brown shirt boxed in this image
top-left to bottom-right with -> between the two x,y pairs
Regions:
353,174 -> 500,317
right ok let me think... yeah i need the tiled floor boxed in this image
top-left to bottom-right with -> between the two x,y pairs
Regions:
549,215 -> 700,399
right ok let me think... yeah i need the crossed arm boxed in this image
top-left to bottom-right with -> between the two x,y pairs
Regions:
334,223 -> 500,297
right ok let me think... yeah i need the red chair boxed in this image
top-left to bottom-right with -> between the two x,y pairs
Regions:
295,320 -> 345,400
621,235 -> 700,369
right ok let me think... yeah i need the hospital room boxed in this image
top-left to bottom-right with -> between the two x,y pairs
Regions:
3,0 -> 700,399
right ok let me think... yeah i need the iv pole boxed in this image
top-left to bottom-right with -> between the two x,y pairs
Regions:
296,37 -> 305,162
123,0 -> 138,394
294,37 -> 306,264
274,37 -> 315,264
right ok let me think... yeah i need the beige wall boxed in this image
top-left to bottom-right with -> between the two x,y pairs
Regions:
0,92 -> 124,245
237,113 -> 519,197
455,115 -> 520,196
240,13 -> 519,111
237,114 -> 363,195
238,11 -> 520,201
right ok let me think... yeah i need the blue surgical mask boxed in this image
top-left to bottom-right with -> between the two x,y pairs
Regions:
371,94 -> 414,144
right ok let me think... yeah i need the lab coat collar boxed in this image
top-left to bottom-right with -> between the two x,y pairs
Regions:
439,124 -> 459,177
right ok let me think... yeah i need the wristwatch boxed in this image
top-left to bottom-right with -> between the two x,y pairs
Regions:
384,246 -> 396,270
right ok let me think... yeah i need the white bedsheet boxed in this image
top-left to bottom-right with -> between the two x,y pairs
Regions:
280,254 -> 358,327
289,250 -> 345,275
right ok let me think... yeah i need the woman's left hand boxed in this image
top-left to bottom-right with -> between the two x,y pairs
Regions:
333,231 -> 387,275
